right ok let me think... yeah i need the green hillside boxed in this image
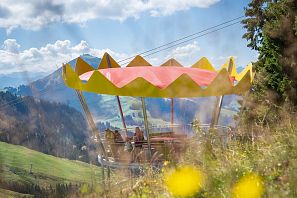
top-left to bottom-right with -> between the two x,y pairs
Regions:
0,188 -> 33,198
0,141 -> 102,195
0,91 -> 90,162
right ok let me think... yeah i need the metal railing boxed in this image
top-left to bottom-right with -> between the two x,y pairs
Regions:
97,123 -> 233,168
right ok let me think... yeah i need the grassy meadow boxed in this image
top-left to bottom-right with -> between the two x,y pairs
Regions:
0,141 -> 103,196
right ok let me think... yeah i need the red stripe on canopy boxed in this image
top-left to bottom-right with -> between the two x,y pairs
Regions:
79,66 -> 233,89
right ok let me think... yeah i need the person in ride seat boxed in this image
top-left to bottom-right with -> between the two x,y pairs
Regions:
105,128 -> 120,159
113,130 -> 123,142
105,128 -> 114,141
132,127 -> 145,162
133,127 -> 144,142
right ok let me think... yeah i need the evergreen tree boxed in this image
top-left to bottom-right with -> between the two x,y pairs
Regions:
240,0 -> 297,127
242,0 -> 297,104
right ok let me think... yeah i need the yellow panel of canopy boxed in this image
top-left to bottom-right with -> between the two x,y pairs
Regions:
62,53 -> 254,98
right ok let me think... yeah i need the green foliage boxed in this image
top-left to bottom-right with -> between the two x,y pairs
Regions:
242,0 -> 266,50
258,36 -> 290,97
242,0 -> 297,105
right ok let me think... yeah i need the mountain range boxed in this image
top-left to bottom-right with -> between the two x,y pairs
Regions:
0,71 -> 48,89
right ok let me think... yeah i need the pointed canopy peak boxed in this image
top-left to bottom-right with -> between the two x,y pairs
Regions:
127,55 -> 151,67
236,63 -> 254,82
191,57 -> 215,71
219,56 -> 237,76
75,57 -> 94,75
161,58 -> 183,67
98,52 -> 120,69
228,56 -> 237,76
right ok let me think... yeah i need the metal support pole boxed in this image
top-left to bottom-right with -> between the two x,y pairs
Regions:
106,54 -> 128,136
75,90 -> 108,160
63,65 -> 109,188
171,98 -> 174,125
210,96 -> 223,128
74,90 -> 110,190
141,97 -> 152,159
210,59 -> 233,127
102,165 -> 105,192
116,96 -> 128,135
171,98 -> 174,132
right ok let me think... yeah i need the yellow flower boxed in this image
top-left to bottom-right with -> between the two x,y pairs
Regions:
164,165 -> 204,197
80,183 -> 89,194
232,173 -> 264,198
163,160 -> 170,166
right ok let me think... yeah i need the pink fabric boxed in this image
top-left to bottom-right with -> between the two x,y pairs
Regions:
79,66 -> 233,88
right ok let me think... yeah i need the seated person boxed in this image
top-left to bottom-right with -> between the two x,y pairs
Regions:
123,127 -> 144,151
132,127 -> 145,162
124,131 -> 133,153
105,128 -> 122,159
113,130 -> 123,142
113,130 -> 124,159
133,127 -> 144,147
105,128 -> 114,141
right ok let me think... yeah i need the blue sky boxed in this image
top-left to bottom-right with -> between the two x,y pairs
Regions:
0,0 -> 257,74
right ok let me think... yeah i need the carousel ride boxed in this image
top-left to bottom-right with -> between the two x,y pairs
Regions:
62,52 -> 254,174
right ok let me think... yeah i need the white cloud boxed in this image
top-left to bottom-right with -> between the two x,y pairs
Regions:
2,39 -> 20,53
212,55 -> 238,68
0,38 -> 256,76
149,0 -> 220,16
0,39 -> 204,74
163,41 -> 201,65
0,39 -> 129,74
0,0 -> 220,32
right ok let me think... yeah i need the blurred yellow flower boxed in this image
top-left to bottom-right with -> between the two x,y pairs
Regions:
164,165 -> 204,197
163,160 -> 169,166
232,173 -> 264,198
80,183 -> 89,194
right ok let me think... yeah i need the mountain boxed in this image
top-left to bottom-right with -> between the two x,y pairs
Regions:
8,54 -> 241,130
0,71 -> 48,89
6,54 -> 103,121
73,53 -> 102,68
1,53 -> 100,90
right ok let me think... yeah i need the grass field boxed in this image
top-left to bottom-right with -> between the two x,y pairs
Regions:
0,141 -> 102,194
0,188 -> 33,198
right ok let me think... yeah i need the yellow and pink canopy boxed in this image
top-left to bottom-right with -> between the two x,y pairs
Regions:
62,53 -> 254,98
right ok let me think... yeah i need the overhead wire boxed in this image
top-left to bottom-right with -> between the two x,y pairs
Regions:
117,16 -> 244,64
120,20 -> 241,66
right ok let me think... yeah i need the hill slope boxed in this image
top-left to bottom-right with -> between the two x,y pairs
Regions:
0,141 -> 102,196
0,91 -> 90,162
0,141 -> 102,184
